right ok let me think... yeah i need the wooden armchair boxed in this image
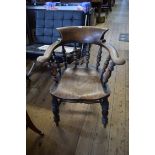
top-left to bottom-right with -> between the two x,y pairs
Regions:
37,26 -> 125,127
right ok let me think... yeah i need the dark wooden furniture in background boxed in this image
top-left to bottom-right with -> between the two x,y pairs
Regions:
26,111 -> 44,136
91,0 -> 102,23
26,77 -> 44,136
102,0 -> 112,11
37,26 -> 125,127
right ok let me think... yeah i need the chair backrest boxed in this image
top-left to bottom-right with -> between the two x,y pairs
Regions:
53,26 -> 125,85
56,26 -> 108,68
35,10 -> 85,44
57,26 -> 108,44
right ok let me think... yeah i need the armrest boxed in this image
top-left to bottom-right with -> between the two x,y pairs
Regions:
37,40 -> 61,63
101,43 -> 125,65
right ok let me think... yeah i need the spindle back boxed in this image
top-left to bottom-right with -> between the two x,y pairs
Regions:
56,26 -> 110,70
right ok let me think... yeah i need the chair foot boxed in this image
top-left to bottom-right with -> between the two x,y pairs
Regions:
100,97 -> 109,128
51,96 -> 60,126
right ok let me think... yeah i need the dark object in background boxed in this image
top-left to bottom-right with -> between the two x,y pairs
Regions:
26,111 -> 44,136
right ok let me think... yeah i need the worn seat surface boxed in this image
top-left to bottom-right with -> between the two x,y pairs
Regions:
51,67 -> 110,100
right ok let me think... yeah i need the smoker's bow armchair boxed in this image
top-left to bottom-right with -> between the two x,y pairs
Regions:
38,26 -> 125,127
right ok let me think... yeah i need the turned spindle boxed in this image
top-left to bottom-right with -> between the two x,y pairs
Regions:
73,43 -> 79,68
62,45 -> 67,69
102,60 -> 115,84
52,52 -> 61,77
101,54 -> 111,79
85,44 -> 91,68
96,46 -> 102,70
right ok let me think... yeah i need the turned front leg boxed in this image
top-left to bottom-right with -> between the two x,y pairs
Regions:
51,96 -> 60,126
100,97 -> 109,128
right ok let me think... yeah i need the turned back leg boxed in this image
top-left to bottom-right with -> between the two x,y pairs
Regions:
100,97 -> 109,128
51,96 -> 60,126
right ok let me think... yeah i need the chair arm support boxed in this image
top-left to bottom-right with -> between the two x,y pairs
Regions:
102,60 -> 115,84
101,43 -> 125,65
37,40 -> 61,63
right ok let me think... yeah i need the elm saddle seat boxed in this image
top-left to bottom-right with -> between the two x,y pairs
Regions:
37,26 -> 125,127
51,67 -> 110,100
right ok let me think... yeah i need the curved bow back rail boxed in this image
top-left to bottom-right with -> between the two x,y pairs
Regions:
37,26 -> 125,83
36,27 -> 125,87
57,26 -> 109,44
